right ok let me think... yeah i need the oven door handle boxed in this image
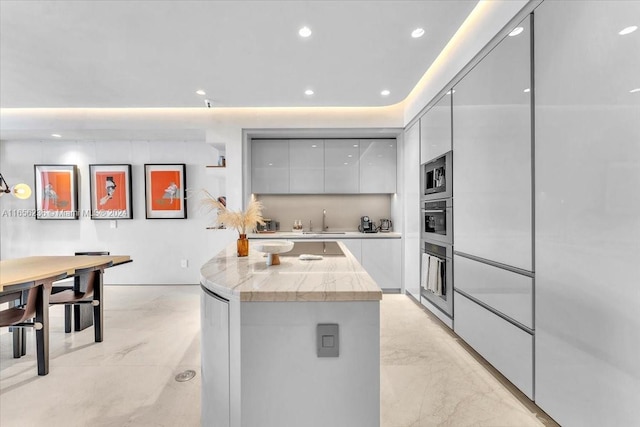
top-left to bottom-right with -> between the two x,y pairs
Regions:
422,209 -> 446,214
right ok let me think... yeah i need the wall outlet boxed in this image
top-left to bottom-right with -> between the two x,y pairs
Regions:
180,259 -> 189,268
110,220 -> 117,229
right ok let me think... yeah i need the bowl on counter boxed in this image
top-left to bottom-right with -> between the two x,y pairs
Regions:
253,240 -> 295,266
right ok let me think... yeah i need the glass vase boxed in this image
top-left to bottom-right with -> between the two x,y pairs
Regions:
237,233 -> 249,257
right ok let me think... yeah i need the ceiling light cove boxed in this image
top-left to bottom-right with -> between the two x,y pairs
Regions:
411,28 -> 425,38
380,89 -> 391,96
304,89 -> 314,96
299,26 -> 312,38
51,133 -> 62,138
509,27 -> 524,37
618,25 -> 638,35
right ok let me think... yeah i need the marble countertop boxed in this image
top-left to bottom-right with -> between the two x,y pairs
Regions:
200,241 -> 382,302
247,231 -> 401,239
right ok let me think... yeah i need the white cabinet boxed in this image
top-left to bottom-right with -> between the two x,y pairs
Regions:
339,239 -> 362,263
359,139 -> 396,193
454,291 -> 533,399
534,2 -> 640,426
251,140 -> 290,194
324,139 -> 360,193
403,123 -> 421,299
361,238 -> 401,290
454,255 -> 533,329
452,15 -> 533,272
289,140 -> 324,193
420,94 -> 452,164
200,288 -> 230,427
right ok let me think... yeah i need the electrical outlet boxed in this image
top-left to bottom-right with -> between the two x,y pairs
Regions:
180,259 -> 189,268
110,220 -> 117,229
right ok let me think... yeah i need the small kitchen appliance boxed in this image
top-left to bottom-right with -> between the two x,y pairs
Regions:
358,216 -> 377,233
379,219 -> 392,232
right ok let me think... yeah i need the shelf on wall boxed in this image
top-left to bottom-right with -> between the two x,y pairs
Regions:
206,165 -> 226,168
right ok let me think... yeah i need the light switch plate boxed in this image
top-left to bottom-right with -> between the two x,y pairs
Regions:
317,323 -> 339,357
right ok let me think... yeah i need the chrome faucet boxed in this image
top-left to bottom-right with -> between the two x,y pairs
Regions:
322,209 -> 327,231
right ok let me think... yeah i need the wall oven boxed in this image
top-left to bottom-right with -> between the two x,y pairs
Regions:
422,199 -> 452,245
420,240 -> 453,317
422,150 -> 452,201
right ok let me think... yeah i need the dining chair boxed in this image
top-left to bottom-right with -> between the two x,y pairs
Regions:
0,286 -> 39,358
51,251 -> 109,332
49,259 -> 113,342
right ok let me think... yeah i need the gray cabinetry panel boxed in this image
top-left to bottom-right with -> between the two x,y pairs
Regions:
324,139 -> 360,193
289,140 -> 324,193
251,140 -> 290,194
359,139 -> 396,193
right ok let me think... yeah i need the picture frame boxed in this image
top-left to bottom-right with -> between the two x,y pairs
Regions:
89,164 -> 133,220
144,163 -> 187,219
34,164 -> 79,220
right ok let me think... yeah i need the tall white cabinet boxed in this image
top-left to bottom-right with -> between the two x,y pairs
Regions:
403,123 -> 421,299
451,14 -> 535,400
420,93 -> 452,164
452,15 -> 533,272
534,2 -> 640,425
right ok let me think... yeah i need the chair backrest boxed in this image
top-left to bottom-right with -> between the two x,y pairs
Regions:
75,251 -> 110,256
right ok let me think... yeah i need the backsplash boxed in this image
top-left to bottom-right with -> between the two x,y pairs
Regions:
256,194 -> 392,232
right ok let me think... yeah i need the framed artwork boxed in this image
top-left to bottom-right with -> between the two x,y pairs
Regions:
89,164 -> 133,220
34,164 -> 79,220
144,163 -> 187,219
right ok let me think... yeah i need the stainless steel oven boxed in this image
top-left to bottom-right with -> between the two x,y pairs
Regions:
421,199 -> 452,245
420,240 -> 453,317
422,151 -> 452,201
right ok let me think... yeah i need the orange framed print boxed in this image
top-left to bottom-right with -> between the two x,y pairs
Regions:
34,164 -> 79,220
144,163 -> 187,219
89,164 -> 133,220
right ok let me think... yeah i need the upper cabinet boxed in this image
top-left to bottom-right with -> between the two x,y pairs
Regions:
359,139 -> 397,193
251,138 -> 396,194
289,140 -> 324,193
420,94 -> 452,164
251,140 -> 290,194
324,139 -> 360,193
452,15 -> 533,271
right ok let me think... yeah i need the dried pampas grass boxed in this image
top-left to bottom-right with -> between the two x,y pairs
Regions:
196,189 -> 264,235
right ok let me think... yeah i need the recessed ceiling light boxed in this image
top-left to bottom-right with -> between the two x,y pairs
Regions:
311,144 -> 317,148
509,27 -> 524,37
51,134 -> 61,138
411,28 -> 425,38
299,26 -> 312,38
630,88 -> 640,93
618,26 -> 638,35
524,88 -> 531,93
446,89 -> 456,95
353,144 -> 359,147
305,89 -> 314,96
380,89 -> 391,96
196,90 -> 206,96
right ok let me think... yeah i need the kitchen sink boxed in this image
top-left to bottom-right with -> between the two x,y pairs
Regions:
302,231 -> 346,235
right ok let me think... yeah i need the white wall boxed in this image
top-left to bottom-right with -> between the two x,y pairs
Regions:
0,107 -> 403,284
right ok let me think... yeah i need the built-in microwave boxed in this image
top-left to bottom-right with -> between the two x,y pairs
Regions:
422,151 -> 452,201
421,199 -> 453,245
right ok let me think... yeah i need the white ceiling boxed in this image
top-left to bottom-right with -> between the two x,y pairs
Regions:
0,0 -> 478,109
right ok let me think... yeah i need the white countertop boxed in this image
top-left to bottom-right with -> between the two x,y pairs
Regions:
247,231 -> 401,239
200,241 -> 382,302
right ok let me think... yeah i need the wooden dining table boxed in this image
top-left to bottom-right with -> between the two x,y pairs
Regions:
0,255 -> 131,375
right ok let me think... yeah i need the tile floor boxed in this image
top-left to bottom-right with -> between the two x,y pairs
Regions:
1,286 -> 557,426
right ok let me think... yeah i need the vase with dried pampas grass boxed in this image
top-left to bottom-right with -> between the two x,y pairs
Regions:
197,190 -> 264,257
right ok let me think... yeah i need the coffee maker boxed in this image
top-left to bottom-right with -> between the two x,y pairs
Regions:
358,216 -> 376,233
379,219 -> 393,232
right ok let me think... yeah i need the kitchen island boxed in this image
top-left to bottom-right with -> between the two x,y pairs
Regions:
200,240 -> 382,427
